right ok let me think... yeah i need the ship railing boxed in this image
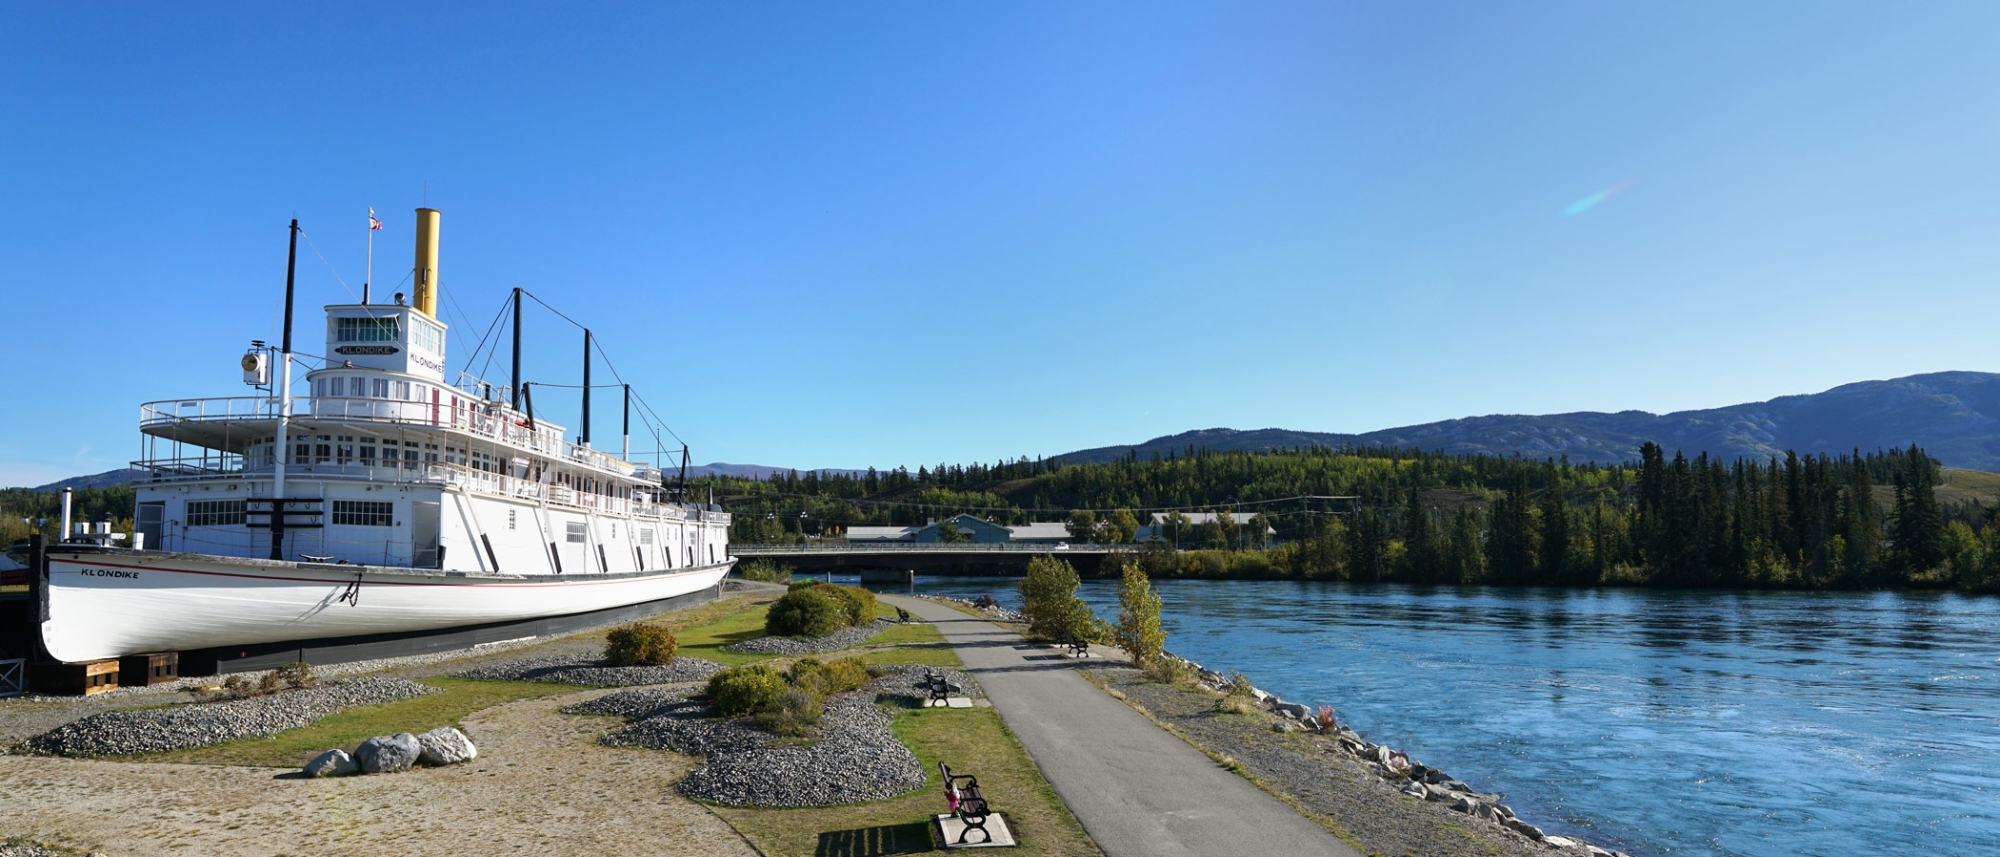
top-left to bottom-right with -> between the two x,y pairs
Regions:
141,396 -> 631,477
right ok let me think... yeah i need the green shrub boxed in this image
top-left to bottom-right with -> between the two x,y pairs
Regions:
273,661 -> 315,689
766,587 -> 849,638
823,656 -> 873,693
737,558 -> 795,583
823,584 -> 878,627
788,578 -> 825,592
754,687 -> 824,736
605,622 -> 679,666
707,664 -> 788,716
258,670 -> 282,694
792,655 -> 872,697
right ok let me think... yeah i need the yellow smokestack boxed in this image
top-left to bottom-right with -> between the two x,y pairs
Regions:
411,207 -> 441,318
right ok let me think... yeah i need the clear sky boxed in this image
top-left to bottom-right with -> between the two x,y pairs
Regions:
5,3 -> 1999,486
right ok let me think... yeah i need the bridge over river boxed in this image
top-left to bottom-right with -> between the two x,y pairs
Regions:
732,542 -> 1140,579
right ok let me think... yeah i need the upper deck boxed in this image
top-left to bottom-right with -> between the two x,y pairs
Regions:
130,390 -> 704,521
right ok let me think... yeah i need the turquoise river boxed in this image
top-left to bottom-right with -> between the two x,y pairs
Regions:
831,573 -> 2000,856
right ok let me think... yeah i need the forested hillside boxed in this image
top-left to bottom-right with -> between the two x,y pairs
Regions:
707,443 -> 2000,593
1052,371 -> 2000,471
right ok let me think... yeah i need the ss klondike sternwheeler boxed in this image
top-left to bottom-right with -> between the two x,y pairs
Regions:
34,208 -> 733,664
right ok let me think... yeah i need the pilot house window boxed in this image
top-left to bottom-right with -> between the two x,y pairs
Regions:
336,317 -> 400,342
332,500 -> 394,527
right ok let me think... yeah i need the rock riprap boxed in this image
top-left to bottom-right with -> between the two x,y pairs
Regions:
417,726 -> 478,765
355,732 -> 422,773
721,618 -> 897,655
19,677 -> 438,757
454,655 -> 725,686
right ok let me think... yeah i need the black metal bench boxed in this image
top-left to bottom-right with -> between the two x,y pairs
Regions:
926,670 -> 952,706
1064,634 -> 1090,658
938,760 -> 993,844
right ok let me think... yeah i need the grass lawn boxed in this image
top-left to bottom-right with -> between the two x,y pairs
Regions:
670,601 -> 788,667
137,677 -> 574,767
708,703 -> 1098,857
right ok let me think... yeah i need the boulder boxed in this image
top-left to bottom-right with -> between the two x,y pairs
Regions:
1399,781 -> 1428,799
1543,836 -> 1581,849
1495,804 -> 1515,820
417,726 -> 478,766
1271,700 -> 1312,721
354,732 -> 421,774
1502,817 -> 1544,840
304,748 -> 357,777
1271,720 -> 1293,734
1248,687 -> 1271,704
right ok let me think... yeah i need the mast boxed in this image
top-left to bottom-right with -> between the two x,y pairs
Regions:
622,384 -> 630,460
510,288 -> 523,411
272,218 -> 299,561
363,207 -> 375,304
580,328 -> 592,447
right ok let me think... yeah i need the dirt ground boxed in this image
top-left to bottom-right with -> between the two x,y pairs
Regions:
0,688 -> 757,857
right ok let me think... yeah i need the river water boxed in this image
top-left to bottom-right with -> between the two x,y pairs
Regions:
825,573 -> 2000,856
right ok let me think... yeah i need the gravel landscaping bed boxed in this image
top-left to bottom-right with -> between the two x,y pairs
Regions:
561,687 -> 692,719
593,672 -> 928,807
14,677 -> 438,758
721,618 -> 898,655
1089,667 -> 1552,857
453,655 -> 726,686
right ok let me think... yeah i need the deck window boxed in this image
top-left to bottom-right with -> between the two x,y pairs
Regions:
372,378 -> 389,398
566,522 -> 587,543
185,499 -> 246,527
332,500 -> 394,527
336,316 -> 400,343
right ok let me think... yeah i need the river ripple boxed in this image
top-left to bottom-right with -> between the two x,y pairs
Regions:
838,573 -> 2000,856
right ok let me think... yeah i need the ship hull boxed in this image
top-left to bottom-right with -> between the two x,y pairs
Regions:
39,547 -> 733,663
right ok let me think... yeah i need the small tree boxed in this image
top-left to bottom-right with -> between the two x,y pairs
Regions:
1020,555 -> 1096,640
1113,558 -> 1165,667
1110,509 -> 1140,544
937,517 -> 969,544
1066,510 -> 1099,543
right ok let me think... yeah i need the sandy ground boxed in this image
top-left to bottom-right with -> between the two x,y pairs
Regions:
0,688 -> 756,857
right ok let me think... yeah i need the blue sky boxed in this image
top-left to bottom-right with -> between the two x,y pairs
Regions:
5,3 -> 1999,486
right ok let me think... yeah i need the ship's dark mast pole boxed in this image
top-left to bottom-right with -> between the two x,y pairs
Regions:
510,288 -> 523,412
272,218 -> 299,561
580,328 -> 592,446
622,384 -> 630,460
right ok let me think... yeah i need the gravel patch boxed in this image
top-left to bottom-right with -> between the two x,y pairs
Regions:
15,677 -> 438,758
721,618 -> 898,655
453,655 -> 726,686
0,844 -> 77,857
561,687 -> 692,719
592,672 -> 928,807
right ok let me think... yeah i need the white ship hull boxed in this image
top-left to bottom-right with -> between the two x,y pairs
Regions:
40,547 -> 733,663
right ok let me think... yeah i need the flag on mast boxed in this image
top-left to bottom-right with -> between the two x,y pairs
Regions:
368,208 -> 383,230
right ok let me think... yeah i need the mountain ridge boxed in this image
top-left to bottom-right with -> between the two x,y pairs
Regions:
1050,371 -> 2000,470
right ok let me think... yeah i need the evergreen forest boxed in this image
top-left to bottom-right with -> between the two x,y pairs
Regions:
703,444 -> 2000,593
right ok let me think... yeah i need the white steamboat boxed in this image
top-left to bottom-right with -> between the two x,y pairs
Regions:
38,209 -> 732,663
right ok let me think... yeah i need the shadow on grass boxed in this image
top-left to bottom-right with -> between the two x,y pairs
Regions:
814,820 -> 937,856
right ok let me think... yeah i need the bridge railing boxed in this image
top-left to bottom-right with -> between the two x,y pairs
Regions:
734,542 -> 1137,554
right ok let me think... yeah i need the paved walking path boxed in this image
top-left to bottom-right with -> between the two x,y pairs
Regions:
885,596 -> 1360,857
